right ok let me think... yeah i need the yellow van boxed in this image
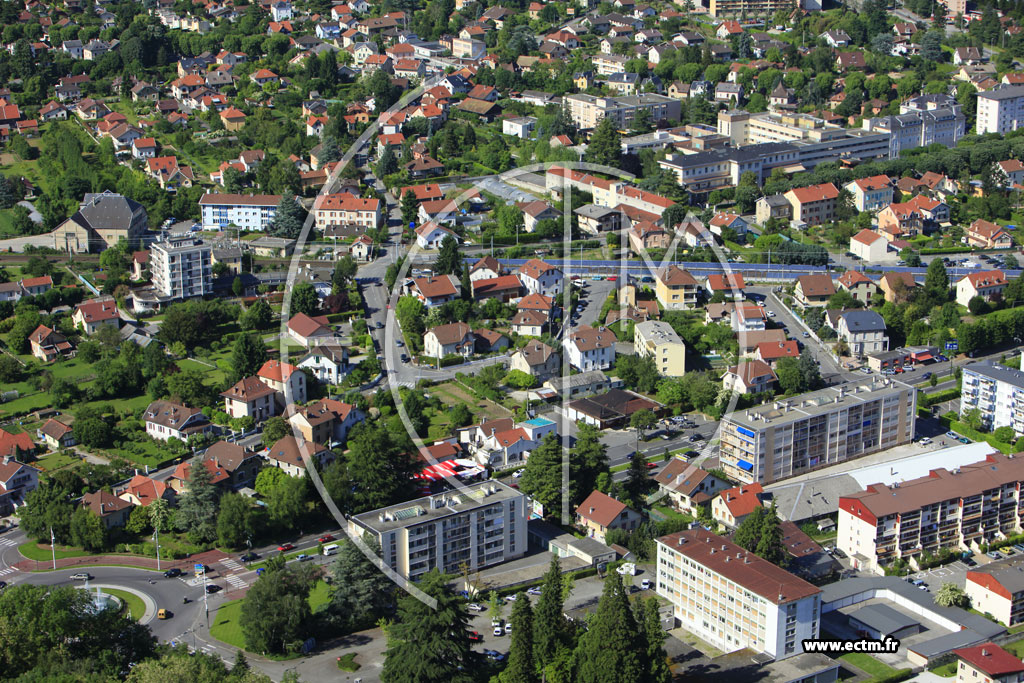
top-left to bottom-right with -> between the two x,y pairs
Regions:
157,609 -> 171,619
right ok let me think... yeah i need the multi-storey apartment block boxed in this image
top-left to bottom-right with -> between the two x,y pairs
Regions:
719,378 -> 916,485
634,321 -> 686,376
656,529 -> 821,660
348,481 -> 527,580
198,193 -> 281,231
563,93 -> 681,131
839,454 -> 1024,574
149,237 -> 212,299
960,362 -> 1024,436
977,85 -> 1024,135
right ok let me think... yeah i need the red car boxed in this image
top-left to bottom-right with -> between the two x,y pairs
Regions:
318,534 -> 335,543
468,631 -> 483,642
277,543 -> 295,552
645,462 -> 658,469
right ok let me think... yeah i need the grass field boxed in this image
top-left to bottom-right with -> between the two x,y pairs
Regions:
929,661 -> 957,678
838,652 -> 895,679
432,382 -> 511,421
34,451 -> 81,472
211,579 -> 334,653
104,588 -> 146,620
1003,639 -> 1024,658
18,542 -> 91,562
336,653 -> 360,672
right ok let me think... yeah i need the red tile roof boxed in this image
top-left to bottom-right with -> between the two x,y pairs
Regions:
576,490 -> 630,527
718,482 -> 764,518
954,643 -> 1024,677
258,359 -> 301,382
787,182 -> 839,204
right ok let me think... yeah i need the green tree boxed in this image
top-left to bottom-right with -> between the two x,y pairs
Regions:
638,597 -> 672,683
267,474 -> 308,527
572,572 -> 647,683
127,650 -> 272,682
570,423 -> 610,506
995,426 -> 1016,444
584,117 -> 621,167
343,423 -> 417,513
232,276 -> 244,297
755,504 -> 786,566
327,537 -> 395,633
381,570 -> 476,683
0,584 -> 155,679
377,147 -> 398,177
449,403 -> 473,428
217,492 -> 255,549
230,332 -> 268,383
519,433 -> 564,517
240,565 -> 316,655
622,455 -> 650,511
19,479 -> 74,543
240,298 -> 274,330
434,234 -> 461,275
261,417 -> 291,449
291,282 -> 319,316
505,369 -> 537,389
629,409 -> 656,439
935,582 -> 971,608
174,458 -> 219,543
500,591 -> 537,683
332,255 -> 358,291
732,505 -> 765,551
401,189 -> 419,226
69,506 -> 106,552
926,258 -> 950,304
534,557 -> 570,668
255,465 -> 287,495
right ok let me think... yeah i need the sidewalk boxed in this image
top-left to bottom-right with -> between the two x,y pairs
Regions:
14,546 -> 230,573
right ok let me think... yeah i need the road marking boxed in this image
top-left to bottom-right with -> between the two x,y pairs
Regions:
0,567 -> 16,576
0,538 -> 18,548
220,558 -> 243,572
226,574 -> 247,589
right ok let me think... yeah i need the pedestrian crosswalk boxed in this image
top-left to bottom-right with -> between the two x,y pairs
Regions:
0,537 -> 18,548
225,574 -> 247,590
220,558 -> 243,572
0,566 -> 17,577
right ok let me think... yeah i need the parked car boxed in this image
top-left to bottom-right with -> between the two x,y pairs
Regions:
958,436 -> 971,444
640,579 -> 652,590
920,437 -> 932,445
512,469 -> 525,478
468,631 -> 483,642
945,431 -> 958,439
468,603 -> 484,612
505,594 -> 517,603
527,587 -> 542,596
963,557 -> 977,567
987,551 -> 1003,560
504,623 -> 513,634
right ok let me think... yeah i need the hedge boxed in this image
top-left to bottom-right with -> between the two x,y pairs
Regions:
873,670 -> 913,683
919,388 -> 961,407
920,247 -> 975,254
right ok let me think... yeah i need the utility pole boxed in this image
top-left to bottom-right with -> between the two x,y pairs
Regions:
50,527 -> 56,570
154,528 -> 161,572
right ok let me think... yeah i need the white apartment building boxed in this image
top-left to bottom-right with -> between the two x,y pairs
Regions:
198,193 -> 281,231
839,453 -> 1024,574
517,259 -> 563,298
960,361 -> 1024,436
977,85 -> 1024,135
634,320 -> 686,376
719,378 -> 916,485
563,93 -> 682,131
656,529 -> 821,660
149,237 -> 213,299
348,481 -> 527,580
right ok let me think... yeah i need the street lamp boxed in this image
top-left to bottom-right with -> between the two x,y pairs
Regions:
153,528 -> 161,572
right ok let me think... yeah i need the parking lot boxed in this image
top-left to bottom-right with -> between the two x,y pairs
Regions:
908,559 -> 971,589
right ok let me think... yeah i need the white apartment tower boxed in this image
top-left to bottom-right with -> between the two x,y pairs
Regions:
976,85 -> 1024,135
656,529 -> 821,660
149,237 -> 213,299
347,481 -> 527,580
960,361 -> 1024,436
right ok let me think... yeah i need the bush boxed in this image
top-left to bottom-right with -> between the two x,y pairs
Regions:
920,389 -> 961,407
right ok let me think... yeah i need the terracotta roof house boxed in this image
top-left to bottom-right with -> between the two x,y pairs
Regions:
957,270 -> 1009,307
119,474 -> 176,507
72,299 -> 121,335
878,271 -> 919,302
287,312 -> 333,347
953,644 -> 1024,682
29,324 -> 74,363
722,359 -> 777,394
755,340 -> 801,366
712,482 -> 765,528
653,459 -> 731,515
287,398 -> 361,447
143,400 -> 212,442
221,376 -> 277,422
264,436 -> 334,477
0,429 -> 35,459
795,274 -> 836,307
38,419 -> 75,451
167,457 -> 231,493
202,440 -> 262,489
82,490 -> 133,528
575,490 -> 641,543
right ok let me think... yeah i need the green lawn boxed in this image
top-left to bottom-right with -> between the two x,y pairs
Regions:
178,358 -> 228,385
929,661 -> 957,678
18,541 -> 92,562
838,652 -> 895,678
104,588 -> 146,620
652,505 -> 692,523
336,652 -> 360,672
34,451 -> 81,472
1003,639 -> 1024,658
211,579 -> 333,653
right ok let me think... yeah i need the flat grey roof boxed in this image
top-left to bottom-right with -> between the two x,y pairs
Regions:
351,481 -> 523,534
766,653 -> 840,683
822,576 -> 1005,640
963,360 -> 1024,390
848,603 -> 919,635
724,378 -> 912,432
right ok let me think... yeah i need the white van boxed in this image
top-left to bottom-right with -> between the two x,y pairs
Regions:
323,544 -> 339,556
